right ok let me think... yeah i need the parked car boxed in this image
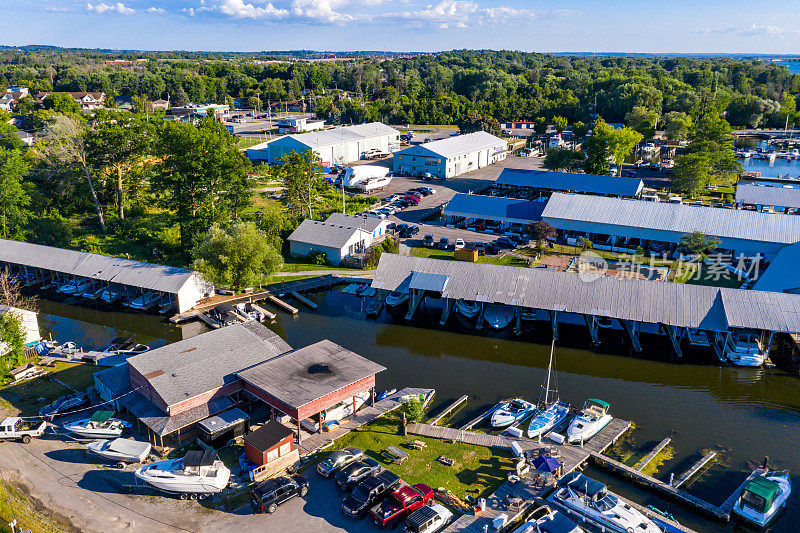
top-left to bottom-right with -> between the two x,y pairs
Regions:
370,483 -> 434,527
394,224 -> 409,235
402,197 -> 421,205
317,447 -> 364,477
336,458 -> 381,490
39,392 -> 90,420
401,226 -> 419,238
471,243 -> 486,256
404,504 -> 453,533
420,186 -> 436,195
342,470 -> 401,518
0,417 -> 47,444
496,237 -> 515,249
509,235 -> 529,246
485,242 -> 501,254
454,239 -> 466,249
437,238 -> 450,250
386,222 -> 397,231
250,475 -> 309,514
423,235 -> 435,247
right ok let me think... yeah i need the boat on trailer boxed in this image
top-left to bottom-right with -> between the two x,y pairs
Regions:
63,411 -> 129,439
134,450 -> 230,498
86,438 -> 152,465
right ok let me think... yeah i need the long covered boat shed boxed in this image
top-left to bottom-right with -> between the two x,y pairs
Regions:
371,253 -> 800,357
494,168 -> 644,200
442,193 -> 546,231
541,192 -> 800,259
0,239 -> 211,313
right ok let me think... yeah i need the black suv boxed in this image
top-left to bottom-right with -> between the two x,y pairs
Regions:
250,475 -> 309,514
341,470 -> 401,518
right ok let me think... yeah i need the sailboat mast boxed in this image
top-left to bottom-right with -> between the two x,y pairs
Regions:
544,338 -> 554,405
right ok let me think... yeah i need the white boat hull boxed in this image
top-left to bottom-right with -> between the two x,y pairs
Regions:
567,414 -> 612,443
490,399 -> 535,428
483,304 -> 514,330
732,473 -> 791,528
86,438 -> 152,463
64,425 -> 124,439
385,292 -> 409,307
135,459 -> 230,495
527,400 -> 571,439
550,488 -> 661,533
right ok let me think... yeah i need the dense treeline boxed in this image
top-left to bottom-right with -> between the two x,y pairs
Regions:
2,50 -> 799,129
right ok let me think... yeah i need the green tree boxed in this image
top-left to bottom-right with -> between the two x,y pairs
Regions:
153,119 -> 253,251
271,150 -> 323,217
625,106 -> 659,138
86,111 -> 153,220
543,148 -> 584,172
552,116 -> 568,134
675,113 -> 740,188
529,220 -> 556,247
672,153 -> 711,194
42,93 -> 81,114
456,112 -> 501,136
680,230 -> 721,259
572,121 -> 589,139
401,397 -> 425,424
0,311 -> 25,380
606,127 -> 643,175
191,222 -> 283,290
584,119 -> 612,175
533,117 -> 548,136
0,148 -> 30,239
577,236 -> 593,251
662,111 -> 693,141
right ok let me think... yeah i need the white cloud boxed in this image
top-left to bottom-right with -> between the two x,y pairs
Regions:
211,0 -> 289,18
147,6 -> 166,13
291,0 -> 355,23
86,2 -> 135,14
699,24 -> 799,38
386,1 -> 565,29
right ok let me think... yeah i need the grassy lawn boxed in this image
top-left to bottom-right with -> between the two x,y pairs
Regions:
409,247 -> 531,267
237,136 -> 268,148
0,480 -> 74,533
0,362 -> 99,417
279,256 -> 363,272
673,263 -> 744,288
307,412 -> 515,500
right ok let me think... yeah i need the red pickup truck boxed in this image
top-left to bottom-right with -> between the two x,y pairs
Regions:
369,483 -> 434,528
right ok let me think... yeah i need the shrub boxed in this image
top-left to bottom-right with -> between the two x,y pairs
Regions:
309,250 -> 329,265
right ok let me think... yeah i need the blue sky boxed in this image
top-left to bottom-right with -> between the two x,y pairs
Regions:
2,0 -> 800,53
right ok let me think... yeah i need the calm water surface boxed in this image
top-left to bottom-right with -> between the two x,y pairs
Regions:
38,289 -> 800,532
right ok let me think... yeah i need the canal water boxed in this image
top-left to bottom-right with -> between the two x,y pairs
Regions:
735,137 -> 800,178
38,288 -> 800,532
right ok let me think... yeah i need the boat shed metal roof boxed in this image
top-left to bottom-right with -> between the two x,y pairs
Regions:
495,168 -> 644,198
752,242 -> 800,293
398,131 -> 505,159
0,238 -> 198,294
288,220 -> 371,249
371,254 -> 800,333
541,193 -> 800,246
247,122 -> 398,152
443,193 -> 546,224
735,183 -> 800,209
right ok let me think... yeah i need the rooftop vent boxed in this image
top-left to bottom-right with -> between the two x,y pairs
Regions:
307,364 -> 332,375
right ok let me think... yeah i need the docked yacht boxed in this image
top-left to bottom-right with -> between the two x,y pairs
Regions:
513,507 -> 583,533
134,450 -> 231,497
99,286 -> 124,304
385,291 -> 409,307
527,340 -> 571,439
125,291 -> 162,310
550,472 -> 661,533
732,470 -> 791,528
483,303 -> 515,329
87,438 -> 152,465
566,399 -> 612,443
103,337 -> 149,356
724,330 -> 768,367
490,398 -> 536,428
455,300 -> 481,319
62,411 -> 128,439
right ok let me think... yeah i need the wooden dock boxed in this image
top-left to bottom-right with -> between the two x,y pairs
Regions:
635,437 -> 672,471
290,291 -> 318,310
458,403 -> 500,431
251,303 -> 276,320
673,452 -> 717,489
272,274 -> 344,296
590,452 -> 728,521
266,294 -> 298,315
427,395 -> 468,425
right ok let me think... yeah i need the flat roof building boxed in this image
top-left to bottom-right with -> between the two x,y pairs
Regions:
494,168 -> 644,199
735,183 -> 800,213
443,193 -> 546,228
541,193 -> 800,258
246,122 -> 400,166
393,131 -> 507,179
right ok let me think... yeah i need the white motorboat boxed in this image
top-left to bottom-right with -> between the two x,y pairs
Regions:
81,285 -> 105,300
236,302 -> 265,321
63,411 -> 128,438
125,291 -> 162,310
490,398 -> 536,428
513,507 -> 583,533
483,303 -> 514,330
358,175 -> 393,192
57,279 -> 79,294
725,330 -> 768,367
134,450 -> 231,497
100,287 -> 124,304
385,291 -> 409,307
456,300 -> 480,319
86,438 -> 152,464
528,340 -> 571,439
103,337 -> 150,356
550,472 -> 661,533
732,470 -> 791,529
566,399 -> 612,443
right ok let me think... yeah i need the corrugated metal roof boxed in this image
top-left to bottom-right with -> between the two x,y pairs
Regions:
409,272 -> 449,292
443,193 -> 546,224
288,219 -> 370,249
496,168 -> 644,197
735,183 -> 800,209
0,238 -> 199,294
237,339 -> 385,409
325,213 -> 384,233
371,254 -> 800,333
248,122 -> 398,152
127,322 -> 292,408
752,242 -> 800,293
397,131 -> 505,159
541,193 -> 800,245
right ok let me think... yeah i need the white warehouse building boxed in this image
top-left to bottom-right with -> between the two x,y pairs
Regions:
246,122 -> 400,166
393,131 -> 507,179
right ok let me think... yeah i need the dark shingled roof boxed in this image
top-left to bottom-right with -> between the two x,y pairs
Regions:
237,339 -> 385,409
127,322 -> 292,408
244,420 -> 294,452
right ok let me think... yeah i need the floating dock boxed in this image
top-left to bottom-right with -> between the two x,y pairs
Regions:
290,291 -> 318,310
266,294 -> 298,315
673,452 -> 717,489
427,395 -> 469,425
635,437 -> 672,471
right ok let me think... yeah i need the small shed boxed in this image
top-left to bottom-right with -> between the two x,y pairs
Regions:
244,420 -> 294,467
9,363 -> 43,382
197,408 -> 250,449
